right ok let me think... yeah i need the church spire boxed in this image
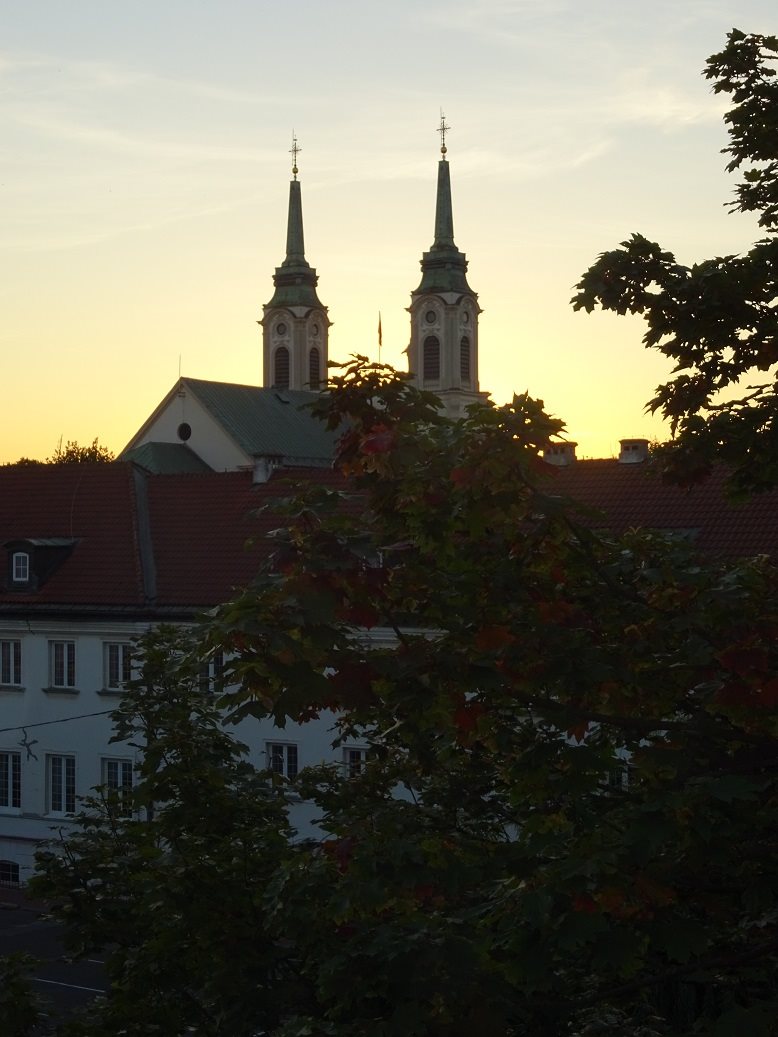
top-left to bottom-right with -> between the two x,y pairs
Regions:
269,134 -> 319,300
433,111 -> 455,248
261,135 -> 330,390
285,133 -> 305,261
407,115 -> 485,419
415,113 -> 472,296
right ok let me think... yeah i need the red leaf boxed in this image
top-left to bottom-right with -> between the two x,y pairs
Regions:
566,720 -> 589,743
537,600 -> 576,625
474,625 -> 514,652
717,645 -> 769,676
340,603 -> 381,629
454,701 -> 485,733
360,424 -> 395,455
758,677 -> 778,706
572,893 -> 598,914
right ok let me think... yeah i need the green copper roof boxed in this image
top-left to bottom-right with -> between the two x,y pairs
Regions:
433,158 -> 456,247
121,442 -> 214,474
186,378 -> 338,463
265,179 -> 325,311
414,159 -> 474,297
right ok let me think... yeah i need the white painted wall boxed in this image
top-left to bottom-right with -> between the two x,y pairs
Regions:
0,620 -> 369,883
132,385 -> 250,471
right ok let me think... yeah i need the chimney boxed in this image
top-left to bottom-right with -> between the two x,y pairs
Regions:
253,454 -> 283,483
543,441 -> 577,467
618,438 -> 649,464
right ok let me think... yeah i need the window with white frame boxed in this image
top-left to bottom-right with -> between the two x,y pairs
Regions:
267,743 -> 298,780
0,640 -> 21,686
104,642 -> 132,690
49,641 -> 76,689
343,747 -> 368,778
0,751 -> 21,810
101,757 -> 133,817
11,552 -> 29,583
607,760 -> 631,791
47,754 -> 76,814
198,651 -> 224,694
0,860 -> 20,887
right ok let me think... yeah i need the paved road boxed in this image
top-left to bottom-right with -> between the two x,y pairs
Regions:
0,889 -> 105,1026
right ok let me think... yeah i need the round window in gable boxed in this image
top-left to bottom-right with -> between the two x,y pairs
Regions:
276,322 -> 287,336
425,310 -> 436,324
177,422 -> 192,442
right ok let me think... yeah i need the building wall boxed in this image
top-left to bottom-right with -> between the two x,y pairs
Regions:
132,390 -> 248,471
0,619 -> 364,884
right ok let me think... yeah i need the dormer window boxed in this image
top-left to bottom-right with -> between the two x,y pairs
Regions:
11,552 -> 29,584
5,538 -> 77,593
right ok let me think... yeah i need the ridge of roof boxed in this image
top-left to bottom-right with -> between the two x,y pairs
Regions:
183,379 -> 339,462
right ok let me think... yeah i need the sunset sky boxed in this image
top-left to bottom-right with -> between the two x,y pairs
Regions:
2,1 -> 775,463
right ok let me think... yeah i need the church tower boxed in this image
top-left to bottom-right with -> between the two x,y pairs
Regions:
408,115 -> 485,419
261,137 -> 330,390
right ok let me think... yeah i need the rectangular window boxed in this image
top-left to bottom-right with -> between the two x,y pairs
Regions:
198,651 -> 224,694
12,552 -> 29,583
607,760 -> 631,791
0,640 -> 21,686
49,641 -> 76,689
0,752 -> 21,810
104,643 -> 132,690
47,754 -> 76,814
101,757 -> 133,817
343,747 -> 368,778
0,860 -> 20,887
267,743 -> 298,780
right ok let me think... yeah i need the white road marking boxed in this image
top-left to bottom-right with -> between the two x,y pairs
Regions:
32,977 -> 105,994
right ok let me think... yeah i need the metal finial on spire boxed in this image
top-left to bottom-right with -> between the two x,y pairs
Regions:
438,109 -> 450,157
290,131 -> 301,180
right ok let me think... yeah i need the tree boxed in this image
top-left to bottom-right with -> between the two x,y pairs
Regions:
208,359 -> 777,1036
47,438 -> 114,464
34,355 -> 778,1035
4,438 -> 115,466
573,29 -> 778,496
31,627 -> 302,1037
28,31 -> 778,1033
0,955 -> 46,1036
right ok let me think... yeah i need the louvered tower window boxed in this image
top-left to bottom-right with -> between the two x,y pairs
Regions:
274,346 -> 290,390
309,347 -> 321,389
423,336 -> 440,382
460,336 -> 471,382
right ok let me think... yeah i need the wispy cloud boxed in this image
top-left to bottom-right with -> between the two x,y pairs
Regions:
0,49 -> 311,107
4,106 -> 273,164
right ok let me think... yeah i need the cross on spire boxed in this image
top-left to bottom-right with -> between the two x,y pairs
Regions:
438,109 -> 450,157
290,132 -> 301,180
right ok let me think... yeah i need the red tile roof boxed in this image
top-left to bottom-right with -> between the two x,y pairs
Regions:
0,464 -> 350,614
147,467 -> 348,607
0,464 -> 144,607
549,459 -> 778,560
1,458 -> 776,616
